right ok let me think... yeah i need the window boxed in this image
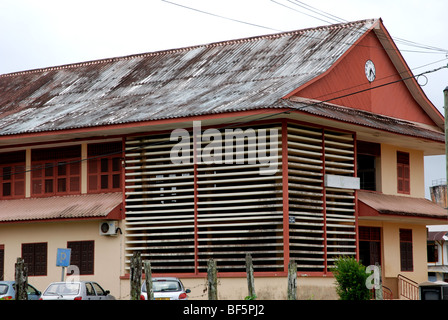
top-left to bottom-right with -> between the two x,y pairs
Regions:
67,241 -> 94,275
31,146 -> 81,197
397,152 -> 410,194
92,282 -> 107,296
359,226 -> 381,266
22,243 -> 47,276
400,229 -> 413,271
357,141 -> 380,191
427,241 -> 438,263
0,151 -> 26,199
88,142 -> 122,193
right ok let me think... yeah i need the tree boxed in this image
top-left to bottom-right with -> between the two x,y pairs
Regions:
333,256 -> 371,300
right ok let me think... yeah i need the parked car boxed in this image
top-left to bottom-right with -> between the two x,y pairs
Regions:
0,281 -> 41,300
40,281 -> 115,300
140,277 -> 190,300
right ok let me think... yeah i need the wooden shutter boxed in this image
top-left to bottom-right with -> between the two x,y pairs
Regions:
22,243 -> 47,276
400,229 -> 413,271
397,152 -> 410,194
68,241 -> 94,275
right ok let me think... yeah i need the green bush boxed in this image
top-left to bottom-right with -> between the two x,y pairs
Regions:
333,256 -> 371,300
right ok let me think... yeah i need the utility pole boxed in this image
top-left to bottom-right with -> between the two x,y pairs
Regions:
445,87 -> 448,203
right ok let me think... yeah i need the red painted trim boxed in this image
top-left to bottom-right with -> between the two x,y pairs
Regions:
321,128 -> 328,274
193,122 -> 199,275
291,108 -> 444,144
375,21 -> 444,125
0,109 -> 290,143
353,133 -> 360,262
0,135 -> 123,151
121,137 -> 127,220
281,119 -> 290,272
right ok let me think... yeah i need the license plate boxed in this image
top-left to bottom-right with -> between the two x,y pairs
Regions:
155,297 -> 170,300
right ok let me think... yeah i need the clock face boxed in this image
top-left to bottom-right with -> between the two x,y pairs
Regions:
365,60 -> 376,82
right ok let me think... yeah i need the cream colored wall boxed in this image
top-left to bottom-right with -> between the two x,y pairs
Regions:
379,144 -> 425,197
128,276 -> 338,300
0,219 -> 125,298
359,220 -> 428,284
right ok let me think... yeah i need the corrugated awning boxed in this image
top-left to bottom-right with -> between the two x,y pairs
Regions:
358,190 -> 448,222
0,192 -> 123,223
428,231 -> 448,241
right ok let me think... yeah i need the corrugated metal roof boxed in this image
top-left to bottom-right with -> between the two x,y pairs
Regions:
282,98 -> 445,142
0,192 -> 122,222
428,231 -> 448,241
358,190 -> 448,219
0,19 -> 377,136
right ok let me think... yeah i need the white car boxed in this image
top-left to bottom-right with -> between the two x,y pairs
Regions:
140,277 -> 190,300
40,281 -> 115,300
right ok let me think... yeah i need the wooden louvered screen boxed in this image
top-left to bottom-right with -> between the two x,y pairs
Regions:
287,124 -> 356,273
124,121 -> 357,275
196,124 -> 283,272
323,131 -> 357,271
125,133 -> 196,273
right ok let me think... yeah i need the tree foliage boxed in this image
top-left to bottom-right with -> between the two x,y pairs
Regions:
333,256 -> 371,300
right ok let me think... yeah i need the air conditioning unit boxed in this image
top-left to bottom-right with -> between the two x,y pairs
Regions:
99,221 -> 118,236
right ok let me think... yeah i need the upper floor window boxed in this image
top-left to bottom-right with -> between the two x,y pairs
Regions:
357,141 -> 380,191
88,142 -> 122,193
31,146 -> 81,197
0,151 -> 26,199
397,151 -> 410,194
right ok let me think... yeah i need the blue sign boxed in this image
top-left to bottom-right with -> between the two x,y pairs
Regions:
56,248 -> 71,267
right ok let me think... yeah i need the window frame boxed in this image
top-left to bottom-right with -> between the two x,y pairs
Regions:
397,151 -> 410,194
399,229 -> 413,272
30,159 -> 81,197
359,226 -> 382,266
88,156 -> 122,193
67,240 -> 94,275
0,163 -> 26,199
21,242 -> 48,276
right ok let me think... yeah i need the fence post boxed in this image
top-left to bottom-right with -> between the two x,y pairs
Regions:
246,253 -> 256,299
130,252 -> 142,300
207,258 -> 218,300
287,260 -> 297,300
15,257 -> 28,300
144,260 -> 154,300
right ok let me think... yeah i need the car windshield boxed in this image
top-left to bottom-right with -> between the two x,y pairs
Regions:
44,283 -> 80,296
0,284 -> 9,295
142,280 -> 181,292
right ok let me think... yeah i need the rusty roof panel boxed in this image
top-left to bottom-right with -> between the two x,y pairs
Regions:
0,192 -> 122,222
0,19 -> 377,136
358,190 -> 448,219
282,98 -> 445,142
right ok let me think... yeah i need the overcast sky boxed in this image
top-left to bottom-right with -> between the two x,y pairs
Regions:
1,0 -> 448,198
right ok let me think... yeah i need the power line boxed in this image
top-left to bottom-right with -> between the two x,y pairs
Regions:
270,0 -> 448,55
288,0 -> 347,23
161,0 -> 282,32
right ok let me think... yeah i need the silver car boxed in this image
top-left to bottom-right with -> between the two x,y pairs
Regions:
0,281 -> 41,300
40,281 -> 115,300
140,277 -> 190,300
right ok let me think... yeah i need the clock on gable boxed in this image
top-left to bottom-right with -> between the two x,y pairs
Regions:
365,59 -> 376,82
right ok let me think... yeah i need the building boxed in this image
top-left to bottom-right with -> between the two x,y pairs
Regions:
0,18 -> 446,299
427,230 -> 448,282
